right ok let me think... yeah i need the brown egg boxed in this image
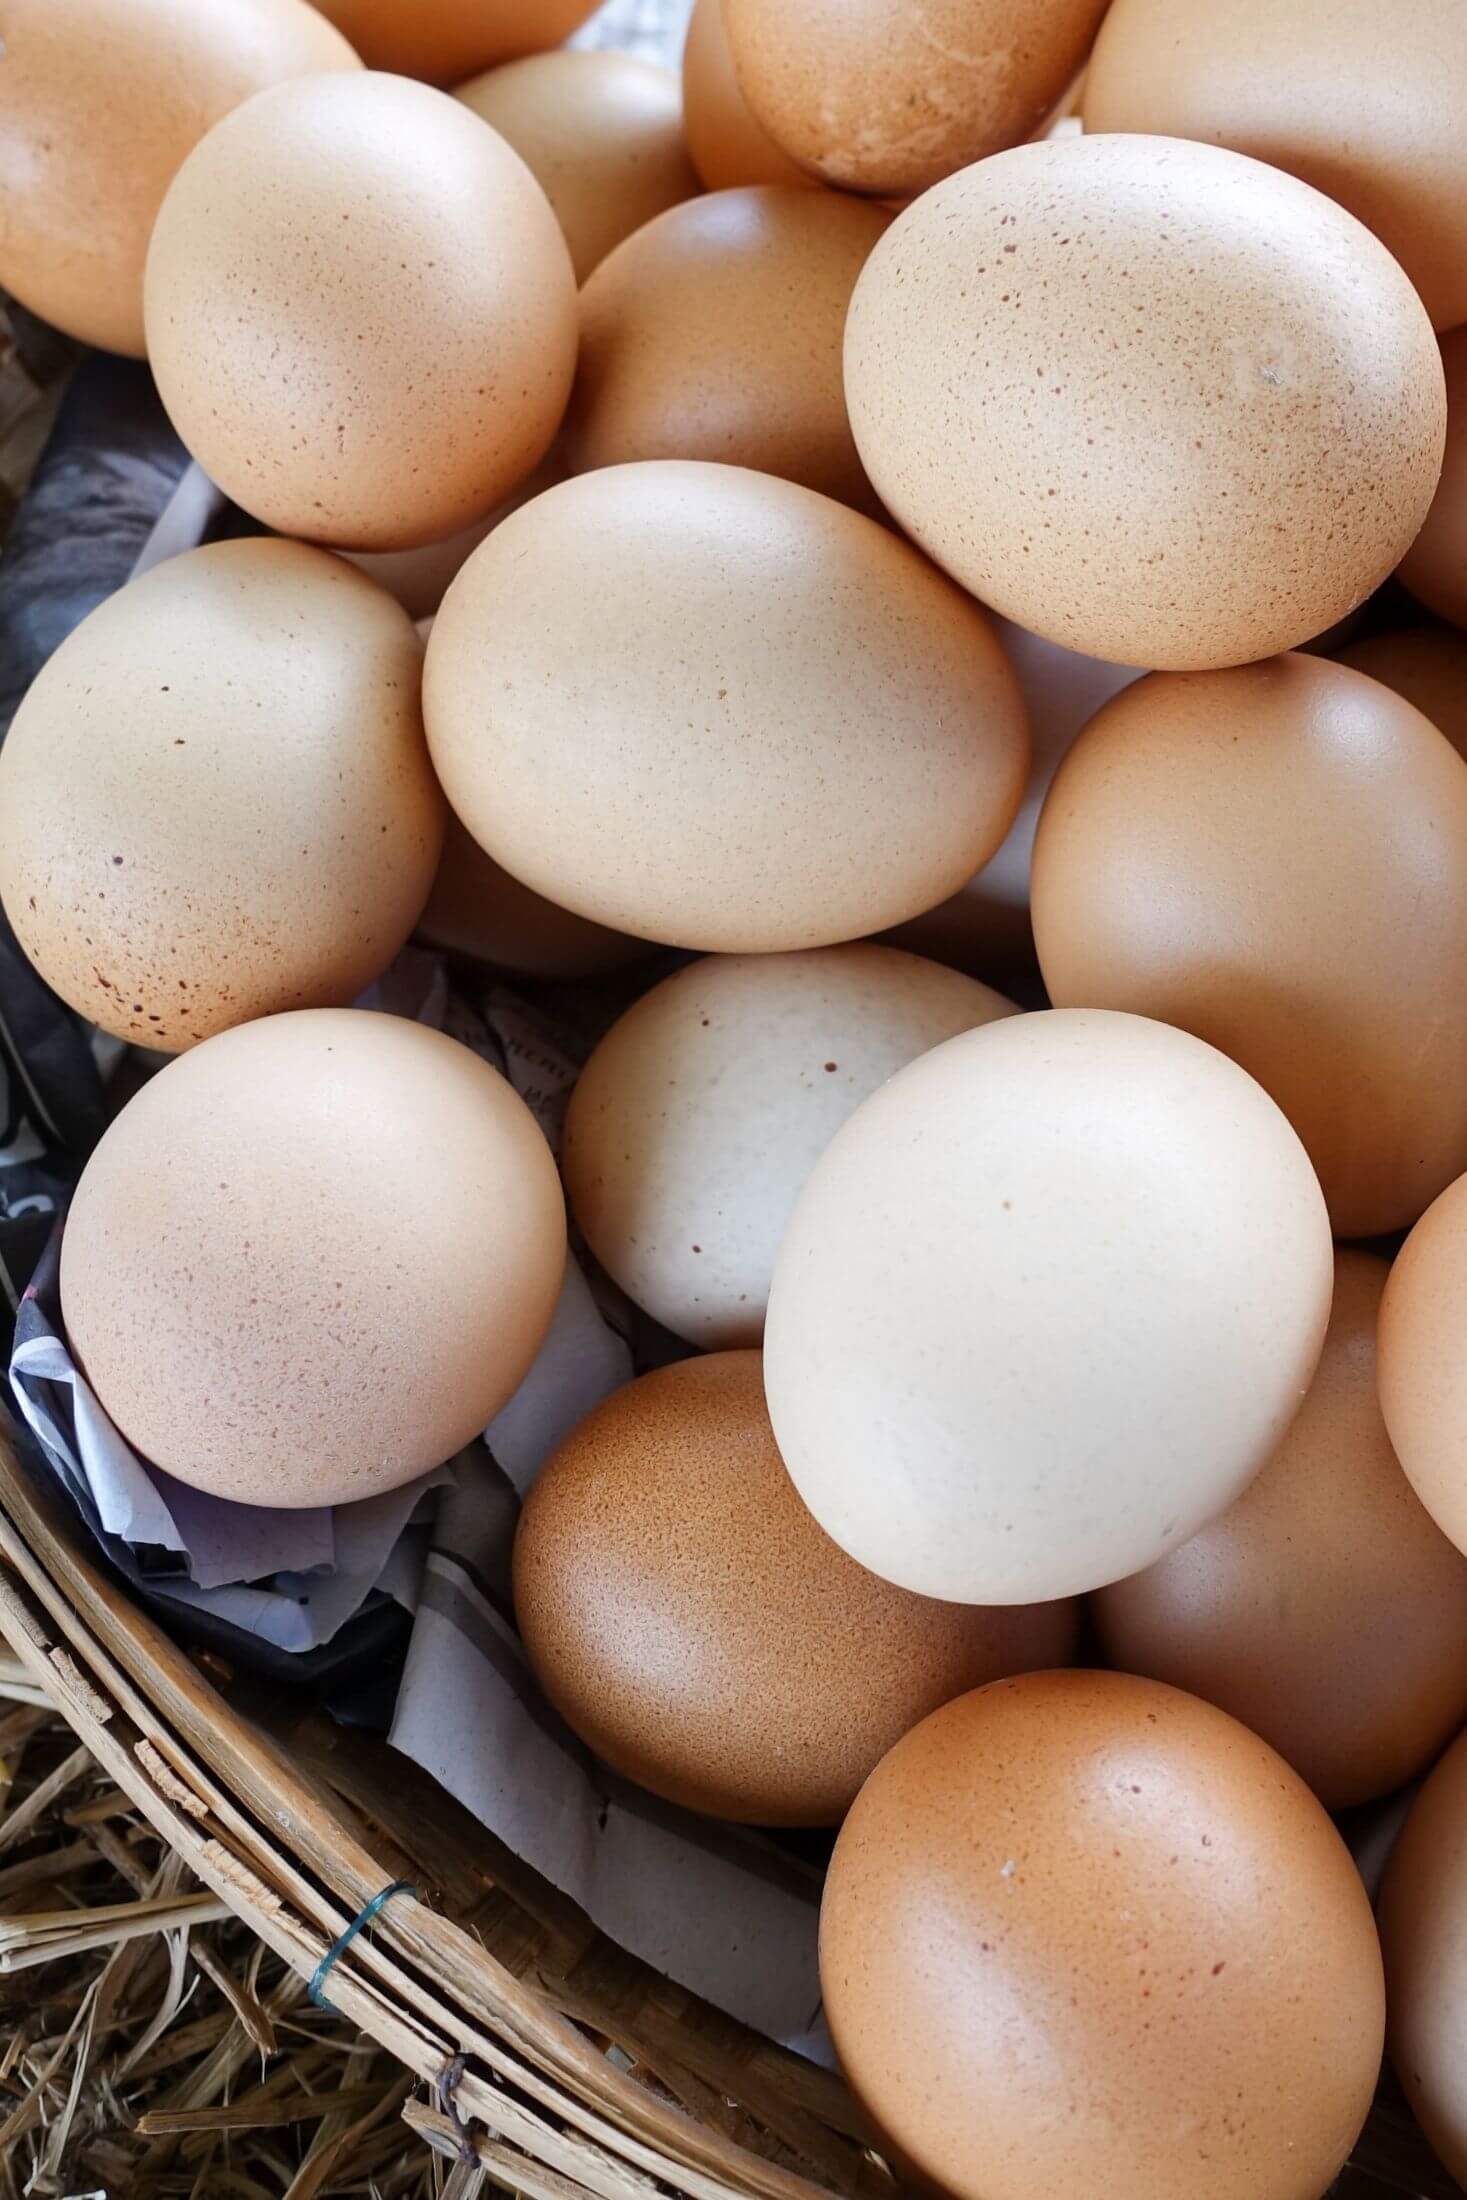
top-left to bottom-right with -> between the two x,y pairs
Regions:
423,461 -> 1029,952
1335,627 -> 1467,758
845,135 -> 1446,670
0,539 -> 443,1050
1031,655 -> 1467,1238
563,947 -> 1015,1347
822,1671 -> 1384,2200
564,188 -> 889,511
513,1353 -> 1077,1825
417,811 -> 646,979
1083,0 -> 1467,333
308,0 -> 598,84
1399,327 -> 1467,630
60,1008 -> 566,1507
0,0 -> 359,358
1094,1252 -> 1467,1810
680,0 -> 811,192
455,52 -> 698,286
143,73 -> 577,551
1379,1172 -> 1467,1559
1378,1725 -> 1467,2189
722,0 -> 1111,196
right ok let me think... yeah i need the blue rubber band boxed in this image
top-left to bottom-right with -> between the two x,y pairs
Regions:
309,1879 -> 416,2012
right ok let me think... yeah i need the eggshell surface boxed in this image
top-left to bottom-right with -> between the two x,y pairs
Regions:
423,461 -> 1029,952
143,72 -> 577,550
60,1009 -> 566,1508
456,52 -> 698,284
1399,327 -> 1467,630
1083,0 -> 1467,333
680,0 -> 810,192
564,947 -> 1015,1347
1379,1173 -> 1467,1560
1093,1251 -> 1467,1810
1334,628 -> 1467,759
844,135 -> 1446,669
1031,654 -> 1467,1238
308,0 -> 598,84
821,1671 -> 1385,2200
1378,1725 -> 1467,2190
564,187 -> 890,512
722,0 -> 1112,196
514,1353 -> 1077,1825
0,0 -> 360,357
764,1009 -> 1332,1605
0,539 -> 443,1049
418,812 -> 645,979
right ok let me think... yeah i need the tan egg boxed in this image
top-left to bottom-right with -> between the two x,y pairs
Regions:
1093,1251 -> 1467,1810
564,947 -> 1015,1347
722,0 -> 1111,197
845,136 -> 1446,670
513,1352 -> 1077,1825
60,1008 -> 566,1507
0,0 -> 359,359
455,52 -> 698,285
143,73 -> 577,551
333,447 -> 568,620
564,188 -> 889,513
1335,626 -> 1467,758
307,0 -> 598,84
423,461 -> 1029,952
418,811 -> 646,979
1378,1726 -> 1467,2190
1379,1172 -> 1467,1559
1083,0 -> 1467,333
822,1671 -> 1384,2200
1399,327 -> 1467,630
680,0 -> 812,193
0,539 -> 443,1051
1031,655 -> 1467,1238
764,1009 -> 1332,1605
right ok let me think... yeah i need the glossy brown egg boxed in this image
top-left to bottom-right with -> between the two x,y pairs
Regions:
680,0 -> 811,191
1377,1725 -> 1467,2189
1031,655 -> 1467,1238
144,72 -> 577,550
1334,627 -> 1467,759
308,0 -> 598,84
1399,327 -> 1467,629
1094,1251 -> 1467,1809
417,812 -> 646,979
564,187 -> 890,511
1379,1172 -> 1467,1559
513,1352 -> 1077,1825
822,1671 -> 1385,2200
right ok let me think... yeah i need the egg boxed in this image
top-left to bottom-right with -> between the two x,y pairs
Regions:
764,1009 -> 1332,1605
0,0 -> 359,358
1334,626 -> 1467,757
423,461 -> 1029,952
307,0 -> 598,84
1399,327 -> 1467,629
513,1352 -> 1077,1826
143,73 -> 577,551
680,0 -> 811,193
417,812 -> 645,979
563,947 -> 1015,1348
1031,655 -> 1467,1238
821,1671 -> 1385,2200
0,539 -> 443,1050
844,135 -> 1446,670
1379,1172 -> 1467,1559
60,1008 -> 566,1507
563,188 -> 890,512
1093,1251 -> 1467,1810
721,0 -> 1112,196
455,52 -> 698,286
1378,1724 -> 1467,2189
1082,0 -> 1467,333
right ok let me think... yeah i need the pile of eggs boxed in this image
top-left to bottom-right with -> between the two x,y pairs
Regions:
4,0 -> 1467,2192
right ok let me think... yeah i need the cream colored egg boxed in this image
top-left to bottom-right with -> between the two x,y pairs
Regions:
423,461 -> 1030,952
845,135 -> 1446,669
764,1009 -> 1333,1604
563,947 -> 1016,1347
60,1008 -> 567,1507
143,73 -> 577,551
680,0 -> 812,193
309,0 -> 599,85
0,539 -> 443,1050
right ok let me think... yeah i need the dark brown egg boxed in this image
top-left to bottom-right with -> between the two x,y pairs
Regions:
1377,1725 -> 1467,2189
1399,326 -> 1467,629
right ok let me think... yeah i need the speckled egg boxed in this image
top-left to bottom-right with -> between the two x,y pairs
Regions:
1334,626 -> 1467,757
143,72 -> 577,550
822,1671 -> 1385,2200
0,539 -> 443,1050
1031,654 -> 1467,1238
564,187 -> 890,512
513,1352 -> 1078,1825
680,0 -> 811,192
0,0 -> 359,358
423,461 -> 1030,952
1399,327 -> 1467,629
308,0 -> 598,84
1379,1172 -> 1467,1560
563,946 -> 1015,1347
417,811 -> 646,979
844,135 -> 1447,669
1378,1724 -> 1467,2190
60,1007 -> 566,1507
